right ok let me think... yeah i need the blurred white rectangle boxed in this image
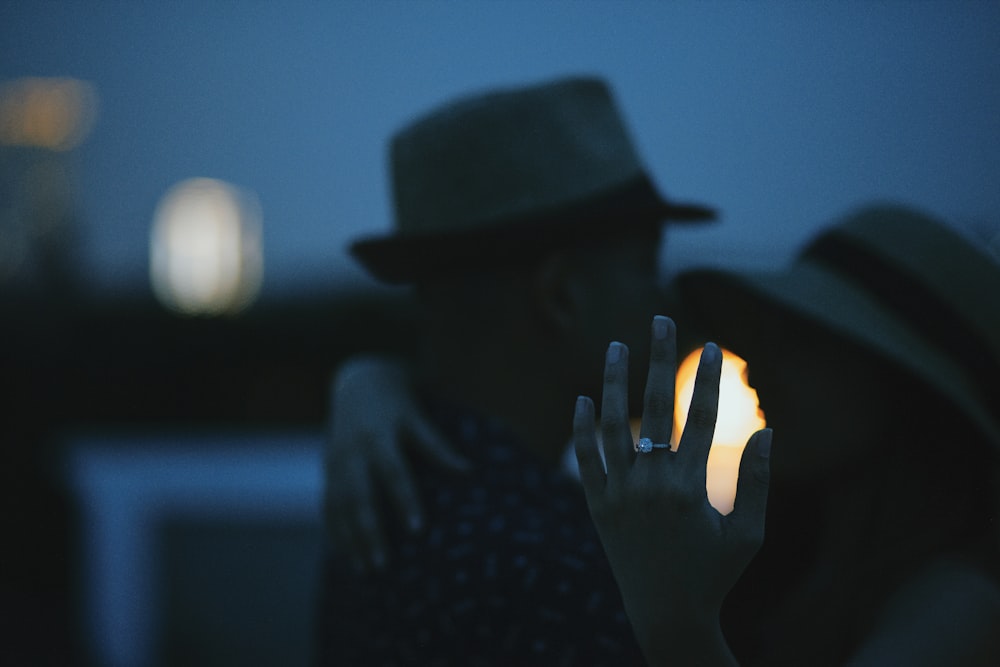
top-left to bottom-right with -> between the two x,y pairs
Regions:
65,431 -> 325,667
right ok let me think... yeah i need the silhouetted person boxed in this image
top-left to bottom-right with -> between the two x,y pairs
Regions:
682,204 -> 999,664
327,204 -> 1000,664
317,76 -> 719,664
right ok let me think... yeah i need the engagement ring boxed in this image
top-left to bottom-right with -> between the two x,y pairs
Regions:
636,437 -> 670,453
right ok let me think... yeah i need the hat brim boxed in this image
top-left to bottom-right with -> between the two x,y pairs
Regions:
351,177 -> 715,284
676,263 -> 1000,449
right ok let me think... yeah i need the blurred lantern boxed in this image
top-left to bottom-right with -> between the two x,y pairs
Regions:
674,347 -> 766,514
149,178 -> 263,316
0,77 -> 96,293
0,77 -> 98,151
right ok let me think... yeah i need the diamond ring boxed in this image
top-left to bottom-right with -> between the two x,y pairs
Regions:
636,437 -> 670,453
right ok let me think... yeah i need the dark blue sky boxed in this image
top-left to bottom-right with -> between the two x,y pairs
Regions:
3,1 -> 998,302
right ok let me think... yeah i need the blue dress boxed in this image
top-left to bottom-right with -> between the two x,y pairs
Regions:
317,400 -> 644,666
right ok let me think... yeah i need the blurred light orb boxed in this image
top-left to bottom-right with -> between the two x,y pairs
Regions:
674,346 -> 766,446
673,346 -> 766,514
0,77 -> 98,151
150,178 -> 263,316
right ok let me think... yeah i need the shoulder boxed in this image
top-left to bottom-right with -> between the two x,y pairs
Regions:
852,557 -> 1000,666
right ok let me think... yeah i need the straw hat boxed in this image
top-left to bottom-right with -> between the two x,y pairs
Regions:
350,76 -> 714,283
677,204 -> 1000,449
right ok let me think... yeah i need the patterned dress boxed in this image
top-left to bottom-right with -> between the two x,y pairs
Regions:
317,401 -> 644,666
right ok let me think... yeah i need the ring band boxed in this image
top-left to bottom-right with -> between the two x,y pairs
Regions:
636,437 -> 670,453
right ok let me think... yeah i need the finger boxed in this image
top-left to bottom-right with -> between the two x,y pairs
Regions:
322,455 -> 354,543
329,454 -> 387,571
375,432 -> 426,534
325,476 -> 370,573
406,417 -> 472,475
352,487 -> 388,571
600,341 -> 634,488
331,513 -> 368,575
729,428 -> 772,549
676,342 -> 722,487
573,395 -> 606,496
639,315 -> 677,447
322,459 -> 338,538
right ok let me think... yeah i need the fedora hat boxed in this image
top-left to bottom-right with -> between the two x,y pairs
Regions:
350,76 -> 715,283
677,203 -> 1000,450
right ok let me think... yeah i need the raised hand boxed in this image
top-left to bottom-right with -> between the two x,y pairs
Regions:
573,315 -> 771,666
323,355 -> 470,572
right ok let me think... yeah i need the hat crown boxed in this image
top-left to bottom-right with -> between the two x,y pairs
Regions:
680,203 -> 1000,450
806,205 -> 1000,365
351,75 -> 714,283
390,77 -> 646,236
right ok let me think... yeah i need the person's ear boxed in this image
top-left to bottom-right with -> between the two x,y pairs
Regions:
530,250 -> 585,334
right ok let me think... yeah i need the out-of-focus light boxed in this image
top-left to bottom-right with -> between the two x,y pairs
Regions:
150,178 -> 264,316
674,346 -> 766,514
0,77 -> 98,151
674,347 -> 766,445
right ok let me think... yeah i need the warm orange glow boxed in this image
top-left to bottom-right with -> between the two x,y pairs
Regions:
675,347 -> 766,514
0,77 -> 98,151
674,347 -> 766,444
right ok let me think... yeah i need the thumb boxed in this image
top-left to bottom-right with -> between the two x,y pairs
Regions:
729,428 -> 772,546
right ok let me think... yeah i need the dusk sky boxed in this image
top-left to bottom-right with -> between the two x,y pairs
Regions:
3,1 -> 998,303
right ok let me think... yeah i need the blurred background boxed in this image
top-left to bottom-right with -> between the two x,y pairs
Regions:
2,1 -> 998,665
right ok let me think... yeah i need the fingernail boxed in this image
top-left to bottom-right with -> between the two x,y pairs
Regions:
575,395 -> 588,416
607,341 -> 624,363
702,342 -> 719,363
758,429 -> 772,459
652,315 -> 671,340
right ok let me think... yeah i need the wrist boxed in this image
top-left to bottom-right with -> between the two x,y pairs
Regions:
631,608 -> 737,667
